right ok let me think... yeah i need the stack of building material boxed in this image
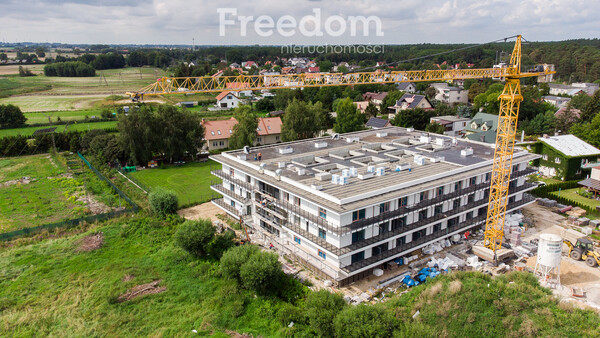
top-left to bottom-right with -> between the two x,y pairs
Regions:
567,207 -> 587,217
590,220 -> 600,229
576,217 -> 590,226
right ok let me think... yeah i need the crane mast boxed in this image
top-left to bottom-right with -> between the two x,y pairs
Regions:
127,35 -> 554,256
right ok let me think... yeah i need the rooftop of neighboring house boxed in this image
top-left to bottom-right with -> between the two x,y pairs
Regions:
466,112 -> 499,133
213,126 -> 537,209
365,117 -> 391,129
257,117 -> 282,136
543,95 -> 571,102
216,91 -> 237,101
396,82 -> 415,91
394,94 -> 432,109
554,106 -> 581,119
354,101 -> 369,111
202,117 -> 237,140
203,117 -> 283,141
431,83 -> 463,91
431,115 -> 470,124
538,134 -> 600,157
363,92 -> 388,101
226,82 -> 251,90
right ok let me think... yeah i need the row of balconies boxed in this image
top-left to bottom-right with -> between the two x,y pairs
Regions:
259,182 -> 534,257
340,194 -> 536,273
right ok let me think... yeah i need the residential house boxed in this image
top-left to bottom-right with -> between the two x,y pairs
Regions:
365,117 -> 391,129
229,62 -> 241,69
362,92 -> 388,106
308,66 -> 320,73
554,106 -> 581,129
215,91 -> 241,109
227,82 -> 253,97
255,117 -> 283,145
242,61 -> 257,69
572,83 -> 599,95
388,94 -> 434,117
202,117 -> 238,150
464,112 -> 498,144
549,84 -> 587,96
542,95 -> 571,107
397,82 -> 416,93
578,166 -> 600,198
429,115 -> 470,137
430,83 -> 468,105
532,134 -> 600,180
202,117 -> 283,151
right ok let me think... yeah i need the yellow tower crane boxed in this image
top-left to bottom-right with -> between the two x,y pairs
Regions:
127,35 -> 554,257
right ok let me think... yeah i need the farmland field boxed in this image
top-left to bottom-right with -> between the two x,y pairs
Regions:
0,121 -> 118,137
129,160 -> 221,207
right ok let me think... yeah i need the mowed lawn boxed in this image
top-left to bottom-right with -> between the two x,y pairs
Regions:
550,187 -> 600,211
129,160 -> 221,207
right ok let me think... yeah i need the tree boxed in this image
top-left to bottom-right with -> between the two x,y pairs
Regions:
174,219 -> 216,258
555,103 -> 579,133
220,245 -> 260,283
18,66 -> 34,77
581,90 -> 600,122
456,104 -> 473,118
239,251 -> 282,295
333,305 -> 396,338
319,60 -> 333,72
304,290 -> 346,337
425,86 -> 437,99
570,112 -> 600,148
149,187 -> 179,216
35,47 -> 46,58
229,106 -> 258,149
0,104 -> 27,128
425,122 -> 445,134
281,100 -> 327,141
333,97 -> 365,134
390,108 -> 436,130
100,109 -> 113,119
365,102 -> 379,118
255,97 -> 275,112
571,92 -> 592,110
523,110 -> 556,135
382,90 -> 405,111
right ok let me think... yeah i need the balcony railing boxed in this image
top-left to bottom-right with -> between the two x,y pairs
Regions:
339,194 -> 535,273
212,197 -> 246,217
211,183 -> 251,204
211,170 -> 254,191
255,189 -> 343,235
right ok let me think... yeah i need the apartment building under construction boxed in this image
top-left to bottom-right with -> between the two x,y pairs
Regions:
210,127 -> 539,286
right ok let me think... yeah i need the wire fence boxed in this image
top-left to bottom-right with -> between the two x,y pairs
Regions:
0,153 -> 139,241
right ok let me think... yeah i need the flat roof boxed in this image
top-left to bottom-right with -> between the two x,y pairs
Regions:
214,127 -> 535,210
538,135 -> 600,157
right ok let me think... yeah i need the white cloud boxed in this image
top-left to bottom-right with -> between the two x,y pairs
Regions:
0,0 -> 598,44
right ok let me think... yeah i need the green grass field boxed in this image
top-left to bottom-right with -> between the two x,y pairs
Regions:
550,187 -> 600,210
23,109 -> 106,124
129,160 -> 221,207
1,213 -> 598,336
0,153 -> 121,233
0,215 -> 288,336
0,154 -> 85,232
0,121 -> 118,137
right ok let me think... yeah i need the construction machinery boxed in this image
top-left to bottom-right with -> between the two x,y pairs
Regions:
564,237 -> 600,267
127,35 -> 555,259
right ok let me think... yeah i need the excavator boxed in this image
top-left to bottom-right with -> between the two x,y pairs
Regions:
127,35 -> 555,260
564,237 -> 600,267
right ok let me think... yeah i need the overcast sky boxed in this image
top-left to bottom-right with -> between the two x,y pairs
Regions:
1,0 -> 598,45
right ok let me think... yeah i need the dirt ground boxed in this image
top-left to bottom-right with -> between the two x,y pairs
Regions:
117,280 -> 166,302
178,202 -> 222,223
76,232 -> 104,252
521,203 -> 600,310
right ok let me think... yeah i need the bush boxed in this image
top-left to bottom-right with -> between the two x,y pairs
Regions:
220,245 -> 260,282
0,104 -> 27,129
276,303 -> 305,326
206,230 -> 236,259
239,251 -> 282,295
304,289 -> 346,337
174,219 -> 215,257
333,304 -> 396,338
149,188 -> 178,216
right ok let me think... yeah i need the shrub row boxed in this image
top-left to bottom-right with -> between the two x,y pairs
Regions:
44,61 -> 95,77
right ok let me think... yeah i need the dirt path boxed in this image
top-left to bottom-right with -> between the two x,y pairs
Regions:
178,202 -> 222,223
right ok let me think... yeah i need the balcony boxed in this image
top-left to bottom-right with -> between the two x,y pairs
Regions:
211,183 -> 251,204
211,169 -> 254,191
212,198 -> 246,218
255,189 -> 343,235
340,194 -> 535,273
337,182 -> 536,254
